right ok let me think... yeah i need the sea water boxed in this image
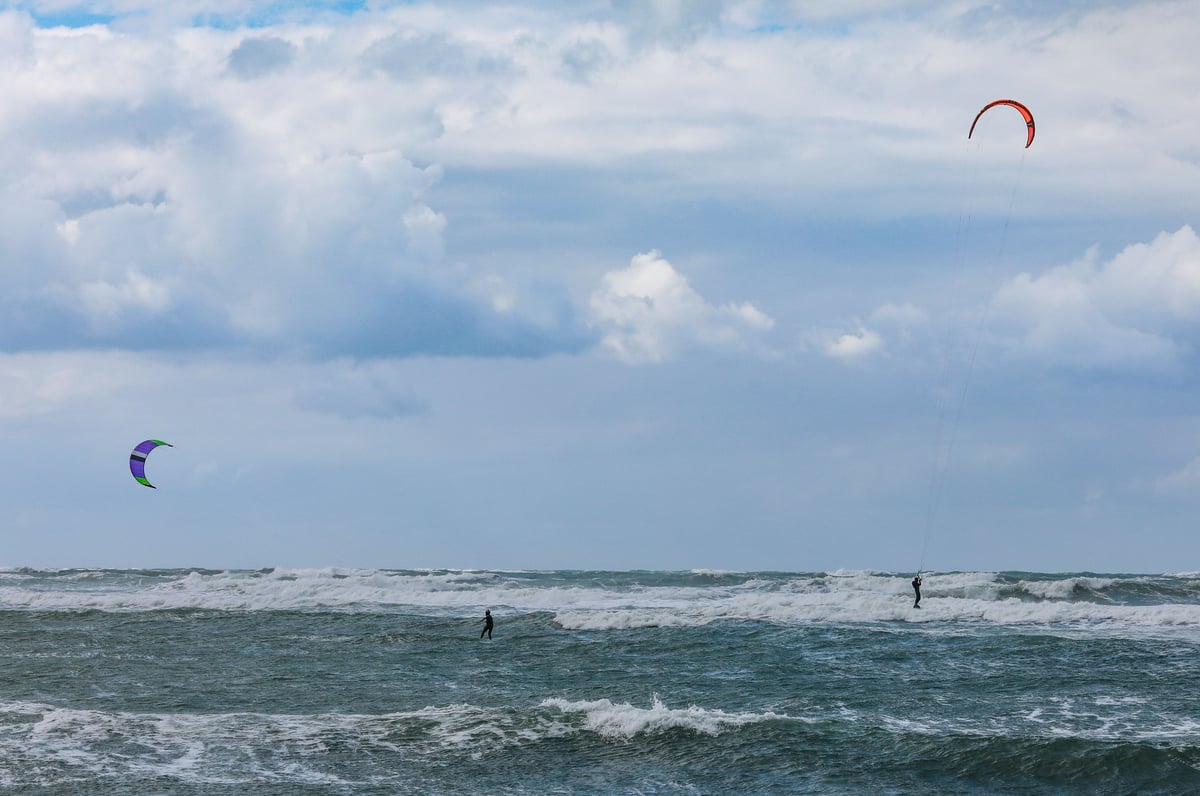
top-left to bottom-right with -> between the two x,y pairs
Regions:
1,568 -> 1199,794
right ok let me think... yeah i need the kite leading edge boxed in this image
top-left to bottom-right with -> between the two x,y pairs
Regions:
968,99 -> 1034,148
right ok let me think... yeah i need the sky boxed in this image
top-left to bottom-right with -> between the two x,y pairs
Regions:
0,0 -> 1198,571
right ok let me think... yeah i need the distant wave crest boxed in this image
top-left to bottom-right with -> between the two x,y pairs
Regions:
1,569 -> 1199,634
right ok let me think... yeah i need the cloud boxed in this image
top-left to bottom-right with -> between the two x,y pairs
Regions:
60,270 -> 173,326
820,326 -> 884,360
4,2 -> 1199,370
610,0 -> 728,47
0,351 -> 144,419
589,250 -> 774,364
226,36 -> 296,80
292,361 -> 430,420
816,227 -> 1200,371
1155,458 -> 1200,496
988,226 -> 1200,369
437,1 -> 1196,228
559,37 -> 614,83
770,0 -> 945,21
361,31 -> 513,80
0,22 -> 581,360
811,227 -> 1200,372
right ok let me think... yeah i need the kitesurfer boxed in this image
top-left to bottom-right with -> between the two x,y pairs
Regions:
912,574 -> 923,608
480,609 -> 494,639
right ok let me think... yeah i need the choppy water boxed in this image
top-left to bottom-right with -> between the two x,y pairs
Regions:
1,568 -> 1199,794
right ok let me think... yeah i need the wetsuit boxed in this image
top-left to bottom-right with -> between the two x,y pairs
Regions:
912,577 -> 922,608
481,612 -> 493,639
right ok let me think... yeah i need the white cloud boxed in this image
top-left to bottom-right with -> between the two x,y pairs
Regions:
72,271 -> 173,323
0,351 -> 145,419
822,327 -> 884,360
3,3 -> 1199,365
815,227 -> 1200,371
56,219 -> 80,245
589,250 -> 773,364
1079,226 -> 1200,319
403,204 -> 448,261
805,321 -> 885,361
989,226 -> 1200,369
611,0 -> 727,46
0,19 -> 581,357
1155,458 -> 1200,496
471,274 -> 516,314
388,0 -> 1200,226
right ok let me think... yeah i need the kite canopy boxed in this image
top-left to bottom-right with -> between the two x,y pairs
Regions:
968,99 -> 1035,148
130,439 -> 173,489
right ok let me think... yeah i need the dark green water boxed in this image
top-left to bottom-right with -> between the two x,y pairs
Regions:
1,568 -> 1198,793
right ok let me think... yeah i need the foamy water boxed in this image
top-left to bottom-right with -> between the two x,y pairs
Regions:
2,568 -> 1198,633
0,568 -> 1197,793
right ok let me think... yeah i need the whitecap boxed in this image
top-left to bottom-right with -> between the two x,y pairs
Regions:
540,694 -> 789,739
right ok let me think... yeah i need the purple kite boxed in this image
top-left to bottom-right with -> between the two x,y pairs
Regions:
130,439 -> 173,489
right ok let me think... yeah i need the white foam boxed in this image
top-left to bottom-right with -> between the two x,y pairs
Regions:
0,695 -> 789,786
872,694 -> 1200,745
0,568 -> 777,617
1016,576 -> 1116,600
0,699 -> 579,786
2,691 -> 1195,788
540,694 -> 788,738
553,597 -> 1200,631
0,568 -> 547,613
553,572 -> 1200,632
0,569 -> 1197,635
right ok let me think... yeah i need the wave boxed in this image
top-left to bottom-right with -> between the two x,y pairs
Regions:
1009,576 -> 1117,600
4,692 -> 1197,790
541,695 -> 790,739
552,594 -> 1200,632
876,697 -> 1200,744
0,695 -> 791,788
2,568 -> 1200,632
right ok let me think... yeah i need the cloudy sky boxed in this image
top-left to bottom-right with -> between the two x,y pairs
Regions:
1,0 -> 1198,571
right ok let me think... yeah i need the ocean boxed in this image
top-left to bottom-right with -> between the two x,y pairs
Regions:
1,568 -> 1198,794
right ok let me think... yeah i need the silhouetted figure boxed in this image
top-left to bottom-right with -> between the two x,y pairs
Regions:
480,609 -> 494,639
912,575 -> 923,609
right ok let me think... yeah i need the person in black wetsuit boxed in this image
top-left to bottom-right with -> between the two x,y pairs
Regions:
912,574 -> 923,608
480,609 -> 494,639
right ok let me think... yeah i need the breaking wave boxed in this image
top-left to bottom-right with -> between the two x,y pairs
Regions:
1,568 -> 1199,634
